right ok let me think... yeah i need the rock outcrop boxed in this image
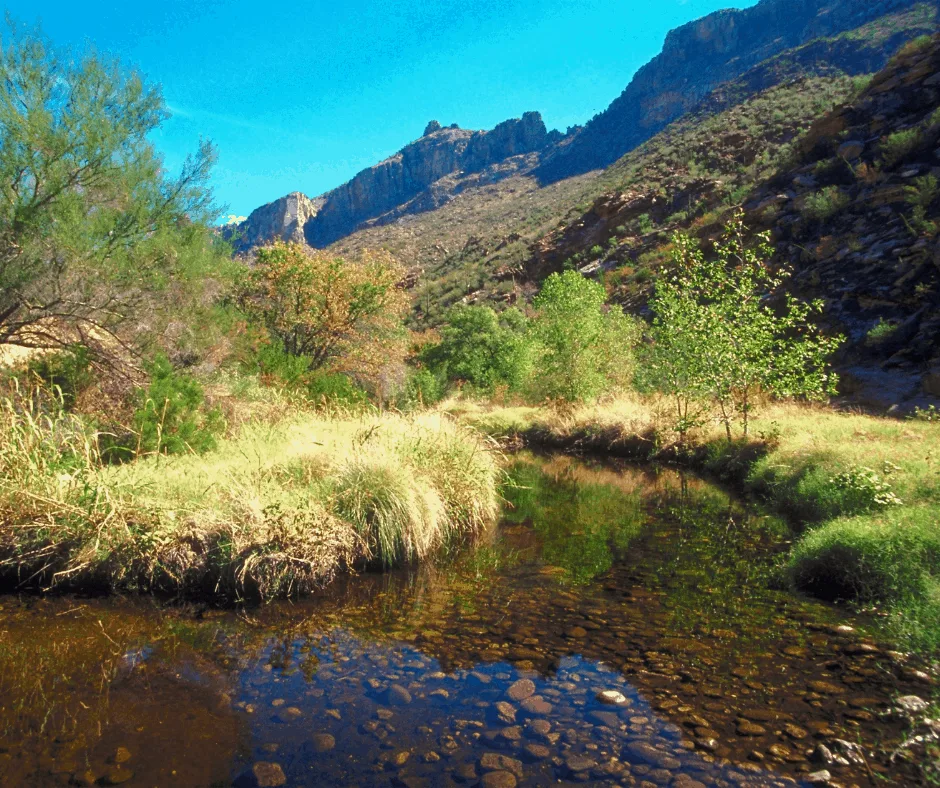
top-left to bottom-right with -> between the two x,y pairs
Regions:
535,0 -> 930,184
228,192 -> 324,253
231,113 -> 555,252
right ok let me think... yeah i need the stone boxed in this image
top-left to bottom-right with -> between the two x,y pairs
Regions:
565,755 -> 598,774
806,770 -> 832,785
520,696 -> 552,715
311,733 -> 335,752
506,679 -> 535,701
837,141 -> 865,160
385,684 -> 412,705
896,694 -> 929,715
481,771 -> 517,788
783,723 -> 809,739
566,626 -> 588,639
479,753 -> 524,778
596,689 -> 628,705
807,680 -> 844,695
736,720 -> 766,736
810,744 -> 834,765
100,768 -> 135,786
522,743 -> 550,761
626,742 -> 681,770
111,747 -> 132,764
388,750 -> 411,768
251,762 -> 287,787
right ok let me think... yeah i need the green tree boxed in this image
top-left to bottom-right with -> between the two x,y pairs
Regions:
420,305 -> 530,394
0,22 -> 225,360
528,270 -> 638,403
643,212 -> 843,439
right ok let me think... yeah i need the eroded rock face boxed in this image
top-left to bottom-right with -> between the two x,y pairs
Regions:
232,114 -> 555,254
228,192 -> 324,253
535,0 -> 926,183
303,112 -> 554,248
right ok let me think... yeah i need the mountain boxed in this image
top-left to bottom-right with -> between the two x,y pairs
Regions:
531,35 -> 940,409
228,112 -> 558,253
534,0 -> 934,184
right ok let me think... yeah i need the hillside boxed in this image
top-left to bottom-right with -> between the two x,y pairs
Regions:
535,0 -> 933,183
533,36 -> 940,409
231,0 -> 935,266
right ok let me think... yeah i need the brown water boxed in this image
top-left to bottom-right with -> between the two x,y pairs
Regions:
0,454 -> 933,787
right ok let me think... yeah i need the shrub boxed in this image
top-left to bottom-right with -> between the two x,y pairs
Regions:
420,306 -> 530,395
27,345 -> 94,410
527,270 -> 639,403
802,186 -> 849,222
104,354 -> 222,460
641,212 -> 842,439
880,128 -> 923,167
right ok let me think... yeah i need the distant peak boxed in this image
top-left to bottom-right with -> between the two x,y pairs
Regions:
423,120 -> 443,136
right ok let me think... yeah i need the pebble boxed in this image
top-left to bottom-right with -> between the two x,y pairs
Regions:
736,720 -> 766,736
311,733 -> 335,752
385,684 -> 412,705
479,753 -> 524,778
522,743 -> 550,761
506,679 -> 535,701
251,762 -> 287,787
100,768 -> 135,786
596,689 -> 628,705
520,696 -> 552,715
805,770 -> 832,785
481,771 -> 517,788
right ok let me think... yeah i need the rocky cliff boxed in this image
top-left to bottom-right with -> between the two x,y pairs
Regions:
535,0 -> 932,184
230,113 -> 555,253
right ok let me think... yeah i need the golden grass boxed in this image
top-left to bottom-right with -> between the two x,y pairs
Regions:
0,391 -> 500,599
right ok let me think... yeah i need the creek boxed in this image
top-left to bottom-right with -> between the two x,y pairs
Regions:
0,453 -> 931,787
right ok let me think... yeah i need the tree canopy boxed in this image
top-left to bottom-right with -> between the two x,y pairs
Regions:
0,21 -> 224,358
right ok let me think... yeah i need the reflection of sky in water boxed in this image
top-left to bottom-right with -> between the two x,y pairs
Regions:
232,629 -> 804,787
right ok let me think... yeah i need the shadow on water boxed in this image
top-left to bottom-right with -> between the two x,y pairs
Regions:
0,453 -> 932,786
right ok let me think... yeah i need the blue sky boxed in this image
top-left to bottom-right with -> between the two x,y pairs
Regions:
8,0 -> 756,219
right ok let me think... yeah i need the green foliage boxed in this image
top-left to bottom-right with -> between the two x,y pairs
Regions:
903,174 -> 939,236
641,212 -> 843,439
802,186 -> 850,222
305,372 -> 369,407
909,404 -> 939,423
0,21 -> 225,360
104,355 -> 222,460
865,318 -> 898,346
828,465 -> 903,510
420,306 -> 530,395
881,127 -> 923,167
527,270 -> 639,403
395,367 -> 446,410
26,345 -> 94,409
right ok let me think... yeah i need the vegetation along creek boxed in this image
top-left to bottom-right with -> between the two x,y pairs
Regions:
3,2 -> 940,787
0,455 -> 934,787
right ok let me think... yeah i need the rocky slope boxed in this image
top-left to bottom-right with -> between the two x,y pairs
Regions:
530,37 -> 940,409
232,1 -> 933,258
229,113 -> 558,253
535,0 -> 933,184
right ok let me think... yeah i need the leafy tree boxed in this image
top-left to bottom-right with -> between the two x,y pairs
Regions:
420,305 -> 529,394
642,212 -> 842,439
528,270 -> 638,403
237,242 -> 409,382
0,21 -> 225,360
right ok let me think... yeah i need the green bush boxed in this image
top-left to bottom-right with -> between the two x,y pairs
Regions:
27,345 -> 94,410
527,270 -> 639,403
420,306 -> 530,395
103,354 -> 222,461
881,128 -> 922,167
788,508 -> 940,649
396,368 -> 446,411
802,186 -> 849,222
306,372 -> 369,407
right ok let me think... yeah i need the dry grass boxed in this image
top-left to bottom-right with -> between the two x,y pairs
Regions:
0,386 -> 500,600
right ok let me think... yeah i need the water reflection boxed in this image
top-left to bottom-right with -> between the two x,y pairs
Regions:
0,453 -> 930,786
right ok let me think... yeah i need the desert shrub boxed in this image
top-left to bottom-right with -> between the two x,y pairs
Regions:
641,212 -> 842,439
802,186 -> 850,222
881,128 -> 923,167
865,319 -> 898,346
26,345 -> 94,410
103,354 -> 222,461
395,367 -> 446,410
420,306 -> 530,395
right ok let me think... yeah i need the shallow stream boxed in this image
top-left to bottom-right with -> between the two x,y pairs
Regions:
0,454 -> 932,786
